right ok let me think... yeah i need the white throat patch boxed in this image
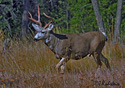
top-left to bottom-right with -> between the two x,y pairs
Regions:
45,37 -> 51,43
49,45 -> 53,50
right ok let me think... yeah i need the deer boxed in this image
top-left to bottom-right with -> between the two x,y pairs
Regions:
28,5 -> 111,74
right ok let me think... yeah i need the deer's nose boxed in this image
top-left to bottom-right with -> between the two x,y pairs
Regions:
34,38 -> 39,41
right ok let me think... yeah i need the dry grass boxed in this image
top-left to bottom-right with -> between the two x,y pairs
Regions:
0,39 -> 124,88
0,30 -> 4,56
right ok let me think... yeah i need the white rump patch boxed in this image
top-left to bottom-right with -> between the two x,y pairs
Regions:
49,45 -> 53,50
102,32 -> 106,37
45,37 -> 51,43
102,32 -> 108,41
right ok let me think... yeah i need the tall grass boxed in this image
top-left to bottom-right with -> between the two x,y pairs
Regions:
0,30 -> 4,56
0,38 -> 124,88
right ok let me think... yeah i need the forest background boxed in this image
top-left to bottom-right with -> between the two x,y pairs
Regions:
0,0 -> 125,42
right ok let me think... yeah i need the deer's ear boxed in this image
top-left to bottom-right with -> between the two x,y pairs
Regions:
32,23 -> 43,32
46,24 -> 54,32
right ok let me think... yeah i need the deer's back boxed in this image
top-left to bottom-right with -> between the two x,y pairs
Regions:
66,31 -> 106,59
51,31 -> 106,60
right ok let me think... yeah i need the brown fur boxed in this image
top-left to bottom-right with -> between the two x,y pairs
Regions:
44,31 -> 111,73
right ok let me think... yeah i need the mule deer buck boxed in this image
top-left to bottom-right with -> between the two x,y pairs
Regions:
28,5 -> 111,74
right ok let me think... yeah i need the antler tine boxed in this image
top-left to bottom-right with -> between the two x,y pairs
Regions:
28,5 -> 42,27
43,13 -> 53,29
37,5 -> 40,22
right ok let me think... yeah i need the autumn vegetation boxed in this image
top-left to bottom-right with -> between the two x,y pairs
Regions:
0,31 -> 124,88
0,0 -> 125,88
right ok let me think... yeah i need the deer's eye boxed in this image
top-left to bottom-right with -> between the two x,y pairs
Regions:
35,25 -> 38,27
41,32 -> 45,33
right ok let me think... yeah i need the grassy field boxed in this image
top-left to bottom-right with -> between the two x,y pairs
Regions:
0,39 -> 125,88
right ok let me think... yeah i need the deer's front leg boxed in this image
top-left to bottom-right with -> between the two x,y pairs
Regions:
60,62 -> 66,74
56,57 -> 66,74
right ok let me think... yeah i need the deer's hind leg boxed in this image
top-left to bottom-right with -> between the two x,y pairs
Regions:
92,52 -> 104,79
100,53 -> 111,70
92,52 -> 102,69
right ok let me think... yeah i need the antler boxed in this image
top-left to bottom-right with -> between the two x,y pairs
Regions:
28,5 -> 42,27
43,13 -> 53,29
28,5 -> 53,29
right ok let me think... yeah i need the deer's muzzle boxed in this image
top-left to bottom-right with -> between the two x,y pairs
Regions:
34,38 -> 39,41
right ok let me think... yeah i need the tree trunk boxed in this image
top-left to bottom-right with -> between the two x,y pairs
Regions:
32,0 -> 38,19
21,0 -> 30,40
91,0 -> 105,32
114,0 -> 123,42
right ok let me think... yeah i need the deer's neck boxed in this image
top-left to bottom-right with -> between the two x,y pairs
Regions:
44,31 -> 59,51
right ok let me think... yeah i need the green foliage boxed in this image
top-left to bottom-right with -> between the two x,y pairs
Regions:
0,0 -> 124,41
121,1 -> 125,40
0,0 -> 23,38
54,0 -> 98,33
99,0 -> 117,36
54,0 -> 125,36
